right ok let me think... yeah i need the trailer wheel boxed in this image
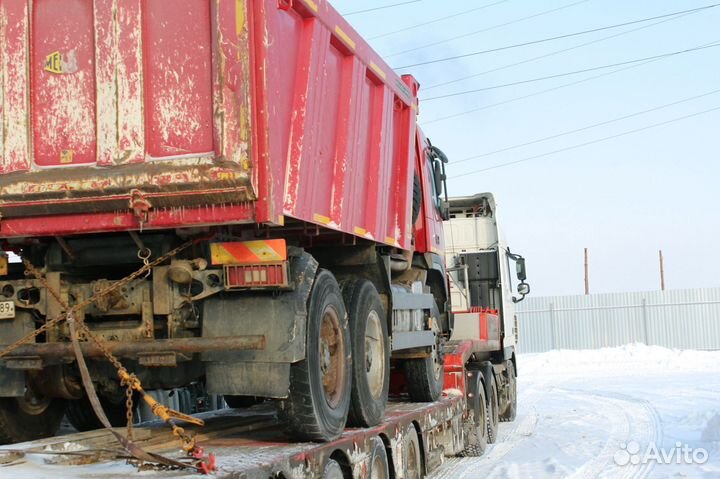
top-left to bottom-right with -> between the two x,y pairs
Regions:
402,424 -> 423,479
486,373 -> 500,444
369,436 -> 390,479
66,394 -> 127,432
322,458 -> 345,479
459,371 -> 487,457
404,306 -> 443,402
499,360 -> 517,422
286,270 -> 351,442
342,280 -> 390,427
0,392 -> 65,444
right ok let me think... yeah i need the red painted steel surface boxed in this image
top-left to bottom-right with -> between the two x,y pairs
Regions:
0,0 -> 420,249
32,0 -> 97,166
143,0 -> 214,158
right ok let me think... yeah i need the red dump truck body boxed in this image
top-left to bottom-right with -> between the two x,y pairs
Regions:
0,0 -> 417,249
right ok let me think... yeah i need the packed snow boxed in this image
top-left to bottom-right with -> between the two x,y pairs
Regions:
433,344 -> 720,479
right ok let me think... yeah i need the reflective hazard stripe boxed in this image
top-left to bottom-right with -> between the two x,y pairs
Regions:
210,239 -> 287,265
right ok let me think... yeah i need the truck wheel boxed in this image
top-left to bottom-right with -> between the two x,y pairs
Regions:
402,424 -> 423,479
459,371 -> 487,457
499,360 -> 517,422
286,270 -> 351,442
322,458 -> 345,479
486,373 -> 499,444
369,436 -> 389,479
342,280 -> 389,427
404,306 -> 443,402
0,392 -> 65,444
66,394 -> 127,432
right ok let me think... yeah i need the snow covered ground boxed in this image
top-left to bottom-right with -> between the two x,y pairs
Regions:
432,344 -> 720,479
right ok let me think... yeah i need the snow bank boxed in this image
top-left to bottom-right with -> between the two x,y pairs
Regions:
518,343 -> 720,377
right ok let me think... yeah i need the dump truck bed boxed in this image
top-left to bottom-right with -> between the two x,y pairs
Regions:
0,0 -> 417,249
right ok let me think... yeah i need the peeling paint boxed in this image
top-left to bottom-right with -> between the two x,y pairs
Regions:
0,1 -> 30,173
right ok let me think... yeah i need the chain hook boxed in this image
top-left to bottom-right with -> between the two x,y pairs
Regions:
137,248 -> 152,279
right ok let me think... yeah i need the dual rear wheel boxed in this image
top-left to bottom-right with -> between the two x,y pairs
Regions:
285,271 -> 444,441
0,392 -> 65,444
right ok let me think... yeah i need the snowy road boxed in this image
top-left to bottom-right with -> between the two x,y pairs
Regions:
432,345 -> 720,479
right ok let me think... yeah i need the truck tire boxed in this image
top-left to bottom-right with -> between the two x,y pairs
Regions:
286,270 -> 351,442
66,394 -> 127,432
499,360 -> 517,422
369,436 -> 390,479
402,424 -> 423,479
459,371 -> 487,457
342,280 -> 390,427
404,305 -> 443,402
322,458 -> 345,479
0,395 -> 65,444
486,373 -> 499,444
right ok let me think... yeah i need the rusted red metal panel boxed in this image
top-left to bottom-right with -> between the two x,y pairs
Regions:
32,0 -> 97,167
143,0 -> 214,158
0,0 -> 31,174
94,0 -> 145,166
0,203 -> 254,238
0,0 -> 419,249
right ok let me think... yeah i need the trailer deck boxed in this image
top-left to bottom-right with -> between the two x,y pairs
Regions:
0,395 -> 465,478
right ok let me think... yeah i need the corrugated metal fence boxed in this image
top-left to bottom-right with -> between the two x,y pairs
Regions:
515,288 -> 720,353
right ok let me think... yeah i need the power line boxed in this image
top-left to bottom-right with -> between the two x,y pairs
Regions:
384,0 -> 591,58
343,0 -> 421,16
368,0 -> 508,40
421,39 -> 720,125
423,8 -> 706,92
451,89 -> 720,165
395,3 -> 720,69
422,62 -> 655,125
423,43 -> 720,102
448,105 -> 720,179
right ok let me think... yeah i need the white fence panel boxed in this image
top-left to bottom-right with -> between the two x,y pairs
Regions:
515,288 -> 720,353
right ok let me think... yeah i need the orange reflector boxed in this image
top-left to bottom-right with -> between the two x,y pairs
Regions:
210,240 -> 287,265
0,254 -> 7,277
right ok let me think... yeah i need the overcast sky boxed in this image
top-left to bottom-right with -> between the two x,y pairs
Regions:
332,0 -> 720,296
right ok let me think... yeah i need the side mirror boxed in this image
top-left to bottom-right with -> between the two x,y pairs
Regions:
515,257 -> 527,282
433,160 -> 444,197
440,200 -> 450,221
513,282 -> 530,303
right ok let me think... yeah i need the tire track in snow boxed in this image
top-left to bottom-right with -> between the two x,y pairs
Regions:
431,388 -> 542,479
557,388 -> 662,479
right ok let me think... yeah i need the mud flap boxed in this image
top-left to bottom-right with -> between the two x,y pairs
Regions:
202,252 -> 318,397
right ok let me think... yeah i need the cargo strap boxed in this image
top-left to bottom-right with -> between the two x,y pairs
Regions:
0,239 -> 216,473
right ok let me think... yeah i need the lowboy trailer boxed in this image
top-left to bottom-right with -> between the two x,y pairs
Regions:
0,0 -> 529,475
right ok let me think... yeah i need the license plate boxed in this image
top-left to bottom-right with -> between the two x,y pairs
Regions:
0,301 -> 15,319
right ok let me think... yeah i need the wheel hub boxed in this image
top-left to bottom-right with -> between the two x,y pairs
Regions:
17,387 -> 52,416
365,310 -> 385,399
319,305 -> 345,409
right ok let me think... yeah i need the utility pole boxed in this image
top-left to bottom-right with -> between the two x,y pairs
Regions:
584,248 -> 589,295
659,250 -> 665,291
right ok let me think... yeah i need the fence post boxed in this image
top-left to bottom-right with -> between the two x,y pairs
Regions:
549,302 -> 557,350
641,298 -> 649,345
